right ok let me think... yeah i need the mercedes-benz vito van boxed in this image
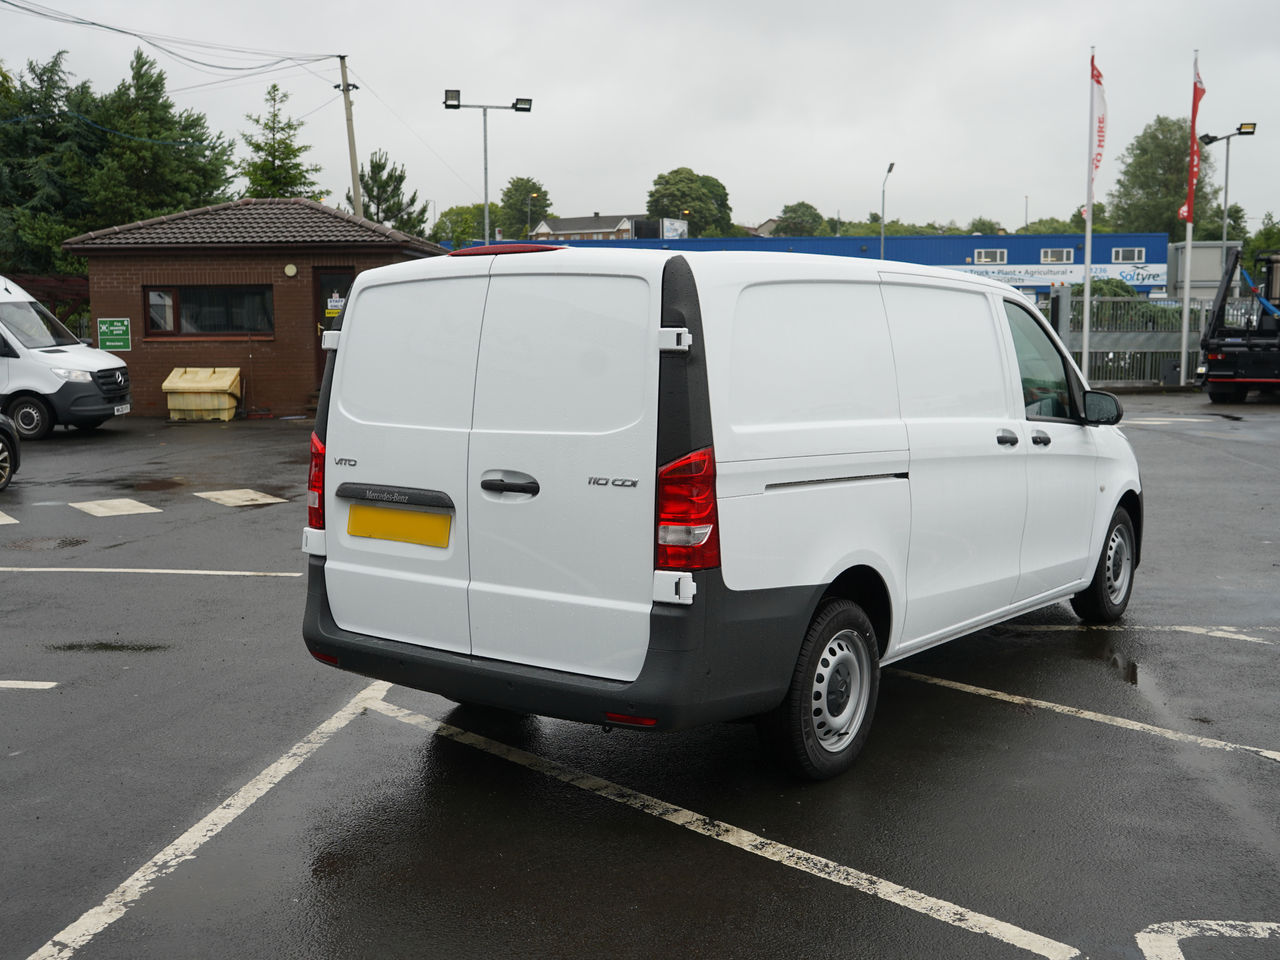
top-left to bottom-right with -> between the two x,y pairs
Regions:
0,275 -> 132,439
303,247 -> 1142,779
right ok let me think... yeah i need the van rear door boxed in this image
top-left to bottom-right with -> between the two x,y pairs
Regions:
466,258 -> 663,681
322,258 -> 492,655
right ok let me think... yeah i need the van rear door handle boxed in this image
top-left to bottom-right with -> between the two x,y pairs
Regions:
481,478 -> 540,496
1032,431 -> 1052,446
996,430 -> 1020,447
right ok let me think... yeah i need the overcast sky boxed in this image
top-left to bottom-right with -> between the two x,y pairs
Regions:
4,0 -> 1277,234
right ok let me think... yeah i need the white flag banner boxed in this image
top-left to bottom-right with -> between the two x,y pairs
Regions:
1089,55 -> 1107,198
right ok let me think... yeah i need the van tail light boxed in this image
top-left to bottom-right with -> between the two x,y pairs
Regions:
307,432 -> 325,530
656,446 -> 721,570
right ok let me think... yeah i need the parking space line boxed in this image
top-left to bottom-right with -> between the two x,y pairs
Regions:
0,681 -> 58,690
194,489 -> 287,507
1136,920 -> 1280,960
67,499 -> 162,518
25,680 -> 389,960
369,699 -> 1081,959
1013,624 -> 1275,646
891,670 -> 1280,764
0,567 -> 301,577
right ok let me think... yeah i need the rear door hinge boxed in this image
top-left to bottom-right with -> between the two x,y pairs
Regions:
653,570 -> 697,605
659,327 -> 693,353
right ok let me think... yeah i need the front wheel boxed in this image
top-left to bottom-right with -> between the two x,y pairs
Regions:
7,396 -> 53,440
758,599 -> 880,780
0,434 -> 14,490
1070,506 -> 1136,623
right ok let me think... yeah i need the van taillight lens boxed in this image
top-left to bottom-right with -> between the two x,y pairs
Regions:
307,432 -> 325,530
656,447 -> 720,570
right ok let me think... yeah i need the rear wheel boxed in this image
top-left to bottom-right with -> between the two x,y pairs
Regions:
7,396 -> 53,440
1207,385 -> 1248,404
0,434 -> 14,490
758,599 -> 880,780
1070,506 -> 1135,623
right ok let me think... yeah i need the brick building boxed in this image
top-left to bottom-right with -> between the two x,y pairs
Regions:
62,198 -> 444,418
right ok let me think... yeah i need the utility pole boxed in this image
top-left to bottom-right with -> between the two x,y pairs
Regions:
336,56 -> 362,216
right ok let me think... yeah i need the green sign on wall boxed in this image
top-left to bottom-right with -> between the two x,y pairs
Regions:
97,317 -> 131,352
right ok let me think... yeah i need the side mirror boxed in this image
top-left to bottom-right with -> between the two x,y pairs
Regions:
1083,390 -> 1123,426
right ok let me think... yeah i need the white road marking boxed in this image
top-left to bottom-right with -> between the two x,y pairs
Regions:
194,489 -> 287,507
1013,623 -> 1274,646
370,698 -> 1080,959
25,680 -> 390,960
1135,920 -> 1280,960
0,680 -> 58,690
0,567 -> 300,577
68,499 -> 162,518
0,510 -> 17,525
891,670 -> 1280,764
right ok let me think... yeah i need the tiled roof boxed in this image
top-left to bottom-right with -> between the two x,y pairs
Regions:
533,214 -> 643,234
62,198 -> 445,254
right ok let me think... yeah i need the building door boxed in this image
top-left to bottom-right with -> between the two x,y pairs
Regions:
314,268 -> 355,384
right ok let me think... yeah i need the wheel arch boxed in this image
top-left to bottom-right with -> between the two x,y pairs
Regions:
1117,488 -> 1143,569
819,565 -> 892,659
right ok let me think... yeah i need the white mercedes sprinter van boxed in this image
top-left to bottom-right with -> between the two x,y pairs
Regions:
303,247 -> 1142,779
0,276 -> 131,439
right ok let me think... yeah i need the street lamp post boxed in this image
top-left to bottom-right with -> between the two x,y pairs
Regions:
443,90 -> 533,245
880,162 -> 895,259
1199,123 -> 1256,271
526,192 -> 538,238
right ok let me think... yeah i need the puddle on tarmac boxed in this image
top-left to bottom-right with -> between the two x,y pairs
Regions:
48,641 -> 170,653
132,477 -> 188,492
1083,637 -> 1139,685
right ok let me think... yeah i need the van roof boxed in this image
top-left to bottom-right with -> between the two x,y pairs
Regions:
0,275 -> 36,303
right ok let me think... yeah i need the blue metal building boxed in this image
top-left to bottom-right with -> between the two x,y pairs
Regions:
505,232 -> 1169,296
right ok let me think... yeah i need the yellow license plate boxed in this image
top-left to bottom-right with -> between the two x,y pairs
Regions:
346,503 -> 451,548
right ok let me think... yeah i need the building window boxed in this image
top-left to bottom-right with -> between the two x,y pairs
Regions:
974,249 -> 1007,265
1112,247 -> 1146,263
145,286 -> 274,337
1041,249 -> 1073,264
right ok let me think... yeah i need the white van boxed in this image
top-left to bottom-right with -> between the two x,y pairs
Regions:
302,247 -> 1142,779
0,276 -> 131,439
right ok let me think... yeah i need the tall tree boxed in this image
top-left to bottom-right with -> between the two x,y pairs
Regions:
697,173 -> 733,235
87,51 -> 234,226
1109,115 -> 1218,239
773,201 -> 824,236
1242,212 -> 1280,271
966,216 -> 1004,235
498,176 -> 550,239
429,202 -> 499,248
0,50 -> 231,274
1069,202 -> 1112,233
237,83 -> 323,200
646,167 -> 722,238
345,149 -> 430,235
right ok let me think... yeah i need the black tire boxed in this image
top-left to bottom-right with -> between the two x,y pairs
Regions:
0,434 -> 13,491
1070,506 -> 1136,623
758,599 -> 880,780
1207,386 -> 1248,404
7,396 -> 53,440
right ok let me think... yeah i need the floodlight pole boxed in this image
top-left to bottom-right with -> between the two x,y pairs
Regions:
1199,123 -> 1256,272
443,91 -> 533,245
880,162 -> 895,259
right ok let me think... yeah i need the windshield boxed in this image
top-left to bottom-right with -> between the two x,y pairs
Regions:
0,299 -> 80,349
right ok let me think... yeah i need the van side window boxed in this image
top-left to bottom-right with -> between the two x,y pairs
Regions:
1003,302 -> 1072,420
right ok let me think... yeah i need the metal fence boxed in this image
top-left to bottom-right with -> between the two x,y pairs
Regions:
1054,296 -> 1255,385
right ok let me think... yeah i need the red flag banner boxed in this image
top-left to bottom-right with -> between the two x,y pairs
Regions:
1090,55 -> 1107,190
1177,56 -> 1206,222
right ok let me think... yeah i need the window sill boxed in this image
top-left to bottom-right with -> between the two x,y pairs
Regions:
143,334 -> 276,343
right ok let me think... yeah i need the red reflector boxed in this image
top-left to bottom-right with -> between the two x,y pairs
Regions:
1207,353 -> 1225,360
307,432 -> 325,530
656,446 -> 721,570
310,649 -> 339,666
449,244 -> 563,256
605,712 -> 658,727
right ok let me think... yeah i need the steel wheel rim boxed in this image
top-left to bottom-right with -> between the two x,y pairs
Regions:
1105,523 -> 1133,605
14,404 -> 42,435
809,629 -> 871,753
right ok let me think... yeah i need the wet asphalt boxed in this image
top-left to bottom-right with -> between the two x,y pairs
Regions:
2,394 -> 1278,960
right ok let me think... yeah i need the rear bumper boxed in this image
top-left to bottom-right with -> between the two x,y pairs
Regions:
302,556 -> 817,731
